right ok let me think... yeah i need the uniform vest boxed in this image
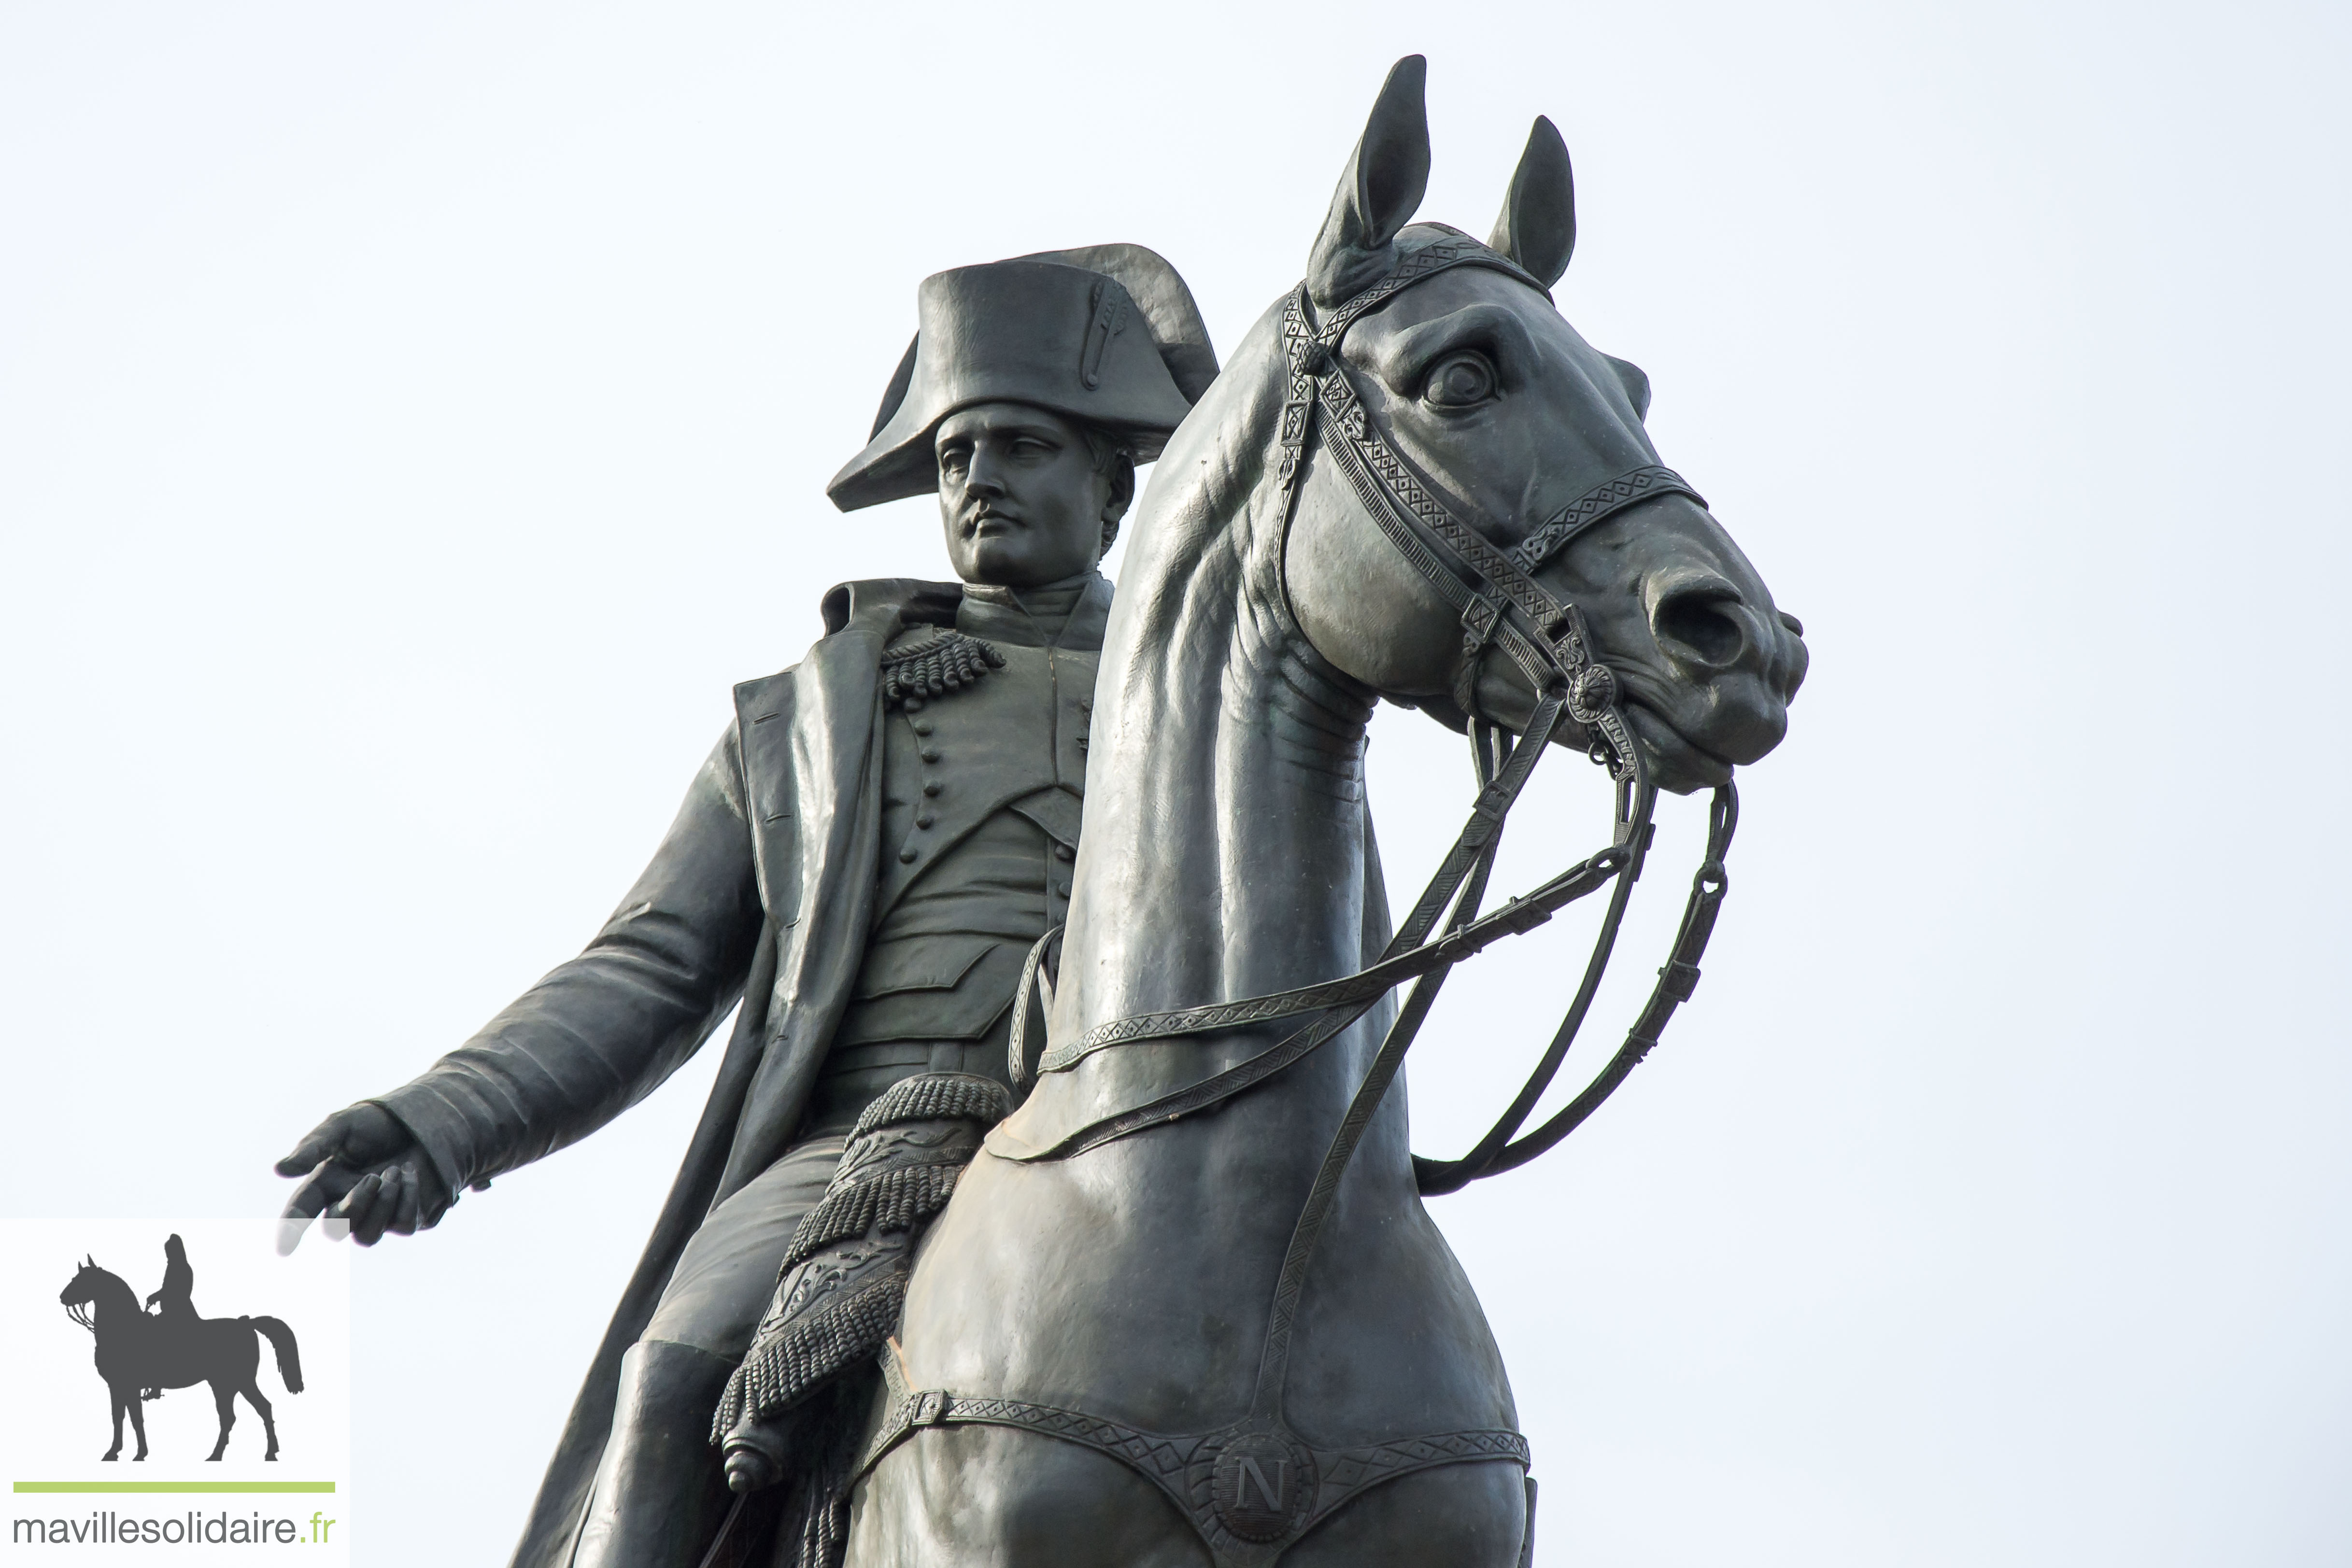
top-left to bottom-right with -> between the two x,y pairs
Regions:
812,578 -> 1103,1123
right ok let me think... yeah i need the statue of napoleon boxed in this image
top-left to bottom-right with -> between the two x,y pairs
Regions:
272,245 -> 1218,1568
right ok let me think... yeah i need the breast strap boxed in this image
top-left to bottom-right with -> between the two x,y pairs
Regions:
850,1381 -> 1527,1568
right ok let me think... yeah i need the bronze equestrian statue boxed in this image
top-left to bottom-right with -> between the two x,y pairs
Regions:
271,247 -> 1219,1568
272,52 -> 1807,1568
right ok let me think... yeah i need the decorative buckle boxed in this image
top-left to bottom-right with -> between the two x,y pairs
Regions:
1565,663 -> 1618,723
910,1390 -> 950,1427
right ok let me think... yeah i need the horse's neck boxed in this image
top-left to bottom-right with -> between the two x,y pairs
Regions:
1069,594 -> 1373,1031
90,1272 -> 139,1328
1061,322 -> 1380,1035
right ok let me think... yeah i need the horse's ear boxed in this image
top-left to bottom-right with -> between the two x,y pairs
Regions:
1306,56 -> 1431,307
1488,116 -> 1575,288
1604,353 -> 1652,421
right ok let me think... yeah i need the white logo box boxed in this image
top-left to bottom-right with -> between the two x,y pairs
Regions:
1,1219 -> 350,1563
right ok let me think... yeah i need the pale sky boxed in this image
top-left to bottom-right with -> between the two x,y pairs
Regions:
2,2 -> 2346,1564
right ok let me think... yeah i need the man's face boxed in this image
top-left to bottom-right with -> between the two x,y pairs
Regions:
934,402 -> 1125,588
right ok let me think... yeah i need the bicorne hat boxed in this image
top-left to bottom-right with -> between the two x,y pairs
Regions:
825,243 -> 1218,512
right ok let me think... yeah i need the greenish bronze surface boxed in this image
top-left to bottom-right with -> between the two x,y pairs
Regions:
266,57 -> 1808,1568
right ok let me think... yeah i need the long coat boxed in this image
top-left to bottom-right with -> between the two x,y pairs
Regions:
372,578 -> 970,1568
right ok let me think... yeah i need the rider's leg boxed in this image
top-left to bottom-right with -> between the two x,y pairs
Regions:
569,1134 -> 847,1568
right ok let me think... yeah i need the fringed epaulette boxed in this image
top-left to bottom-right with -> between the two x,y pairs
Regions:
878,630 -> 1005,712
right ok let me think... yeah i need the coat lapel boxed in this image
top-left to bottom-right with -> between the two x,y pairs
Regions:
717,578 -> 958,1201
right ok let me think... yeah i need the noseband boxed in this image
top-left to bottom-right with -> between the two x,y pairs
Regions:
875,236 -> 1748,1567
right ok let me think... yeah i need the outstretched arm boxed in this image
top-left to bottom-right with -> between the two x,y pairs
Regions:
277,725 -> 769,1249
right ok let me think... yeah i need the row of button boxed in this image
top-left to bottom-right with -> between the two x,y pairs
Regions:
901,713 -> 939,863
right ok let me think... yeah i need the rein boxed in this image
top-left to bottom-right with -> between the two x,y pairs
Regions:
1005,234 -> 1739,1213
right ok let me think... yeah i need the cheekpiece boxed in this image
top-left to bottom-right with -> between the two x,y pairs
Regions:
826,244 -> 1218,512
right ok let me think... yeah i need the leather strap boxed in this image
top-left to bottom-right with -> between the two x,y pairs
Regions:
997,693 -> 1597,1164
1511,464 -> 1705,574
851,1385 -> 1528,1568
1037,684 -> 1567,1074
1418,781 -> 1736,1191
1006,927 -> 1060,1092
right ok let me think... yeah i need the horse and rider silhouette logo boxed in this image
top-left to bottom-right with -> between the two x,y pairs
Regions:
57,1234 -> 303,1462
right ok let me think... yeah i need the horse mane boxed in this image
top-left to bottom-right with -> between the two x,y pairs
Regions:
1061,287 -> 1386,1032
1100,291 -> 1292,732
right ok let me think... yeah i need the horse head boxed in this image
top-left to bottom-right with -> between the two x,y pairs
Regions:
1278,57 -> 1806,793
60,1255 -> 115,1331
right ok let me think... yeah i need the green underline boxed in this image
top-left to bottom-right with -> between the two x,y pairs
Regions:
13,1482 -> 337,1494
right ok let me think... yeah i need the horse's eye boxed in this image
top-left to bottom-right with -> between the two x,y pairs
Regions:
1422,351 -> 1497,408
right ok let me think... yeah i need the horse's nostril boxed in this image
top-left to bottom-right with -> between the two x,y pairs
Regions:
1655,588 -> 1748,668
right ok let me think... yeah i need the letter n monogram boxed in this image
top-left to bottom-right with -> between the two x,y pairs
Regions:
1235,1455 -> 1286,1510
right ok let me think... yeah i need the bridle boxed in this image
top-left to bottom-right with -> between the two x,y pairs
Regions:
1276,230 -> 1736,1197
64,1265 -> 98,1332
1005,230 -> 1739,1201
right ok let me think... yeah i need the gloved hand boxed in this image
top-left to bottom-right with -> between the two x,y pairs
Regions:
273,1102 -> 460,1252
